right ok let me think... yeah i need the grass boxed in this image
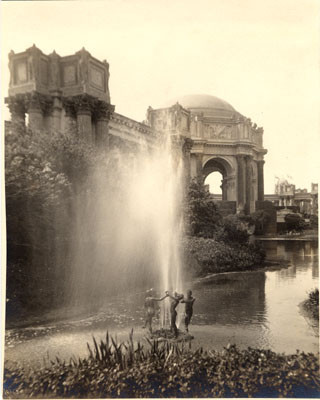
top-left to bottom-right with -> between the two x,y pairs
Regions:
4,331 -> 320,398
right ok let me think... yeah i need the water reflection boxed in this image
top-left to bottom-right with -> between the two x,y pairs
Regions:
192,240 -> 318,353
192,272 -> 266,326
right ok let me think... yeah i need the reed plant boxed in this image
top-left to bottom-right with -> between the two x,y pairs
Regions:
4,330 -> 320,398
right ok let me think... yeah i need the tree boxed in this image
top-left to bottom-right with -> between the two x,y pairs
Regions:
5,126 -> 97,318
184,179 -> 221,238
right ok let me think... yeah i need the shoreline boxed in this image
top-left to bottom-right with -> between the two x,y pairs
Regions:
194,258 -> 291,284
298,300 -> 319,337
256,234 -> 318,241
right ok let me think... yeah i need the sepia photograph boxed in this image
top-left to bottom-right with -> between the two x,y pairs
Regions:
1,0 -> 319,398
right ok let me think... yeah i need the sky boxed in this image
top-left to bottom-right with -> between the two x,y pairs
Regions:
1,0 -> 319,194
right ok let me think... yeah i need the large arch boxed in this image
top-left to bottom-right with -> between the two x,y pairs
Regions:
202,156 -> 236,201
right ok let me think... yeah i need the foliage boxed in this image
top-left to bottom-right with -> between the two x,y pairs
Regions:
184,180 -> 256,243
303,289 -> 319,320
184,179 -> 222,238
284,213 -> 307,233
214,214 -> 253,244
250,210 -> 271,235
182,180 -> 265,275
5,127 -> 97,318
310,215 -> 318,229
182,236 -> 265,276
4,333 -> 320,398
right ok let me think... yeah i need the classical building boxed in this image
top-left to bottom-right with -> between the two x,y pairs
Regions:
265,181 -> 318,215
147,95 -> 267,214
5,45 -> 268,214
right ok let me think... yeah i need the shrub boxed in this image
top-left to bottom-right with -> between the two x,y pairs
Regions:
4,333 -> 320,398
304,289 -> 319,320
182,236 -> 265,276
310,215 -> 318,229
284,213 -> 307,233
214,214 -> 254,244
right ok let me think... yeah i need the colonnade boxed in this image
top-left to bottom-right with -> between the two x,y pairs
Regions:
6,92 -> 114,145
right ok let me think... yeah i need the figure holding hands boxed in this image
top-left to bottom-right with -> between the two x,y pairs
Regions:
181,290 -> 196,332
143,289 -> 168,334
165,290 -> 184,338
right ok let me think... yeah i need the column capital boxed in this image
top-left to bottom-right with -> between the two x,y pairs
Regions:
61,97 -> 77,118
75,94 -> 93,114
62,94 -> 94,116
62,94 -> 115,118
5,94 -> 27,115
25,92 -> 53,115
93,101 -> 114,120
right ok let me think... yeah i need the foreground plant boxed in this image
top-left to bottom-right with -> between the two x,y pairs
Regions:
4,331 -> 320,398
303,288 -> 319,320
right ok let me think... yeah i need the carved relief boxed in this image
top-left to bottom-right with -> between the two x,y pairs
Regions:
63,64 -> 77,85
90,65 -> 104,89
15,60 -> 28,84
204,123 -> 234,139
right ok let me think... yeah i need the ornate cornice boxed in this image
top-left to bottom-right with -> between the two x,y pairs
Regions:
110,113 -> 156,136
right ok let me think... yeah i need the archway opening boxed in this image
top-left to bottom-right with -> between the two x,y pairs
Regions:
204,172 -> 223,196
202,157 -> 233,201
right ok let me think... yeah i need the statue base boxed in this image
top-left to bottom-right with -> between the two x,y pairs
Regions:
149,328 -> 194,342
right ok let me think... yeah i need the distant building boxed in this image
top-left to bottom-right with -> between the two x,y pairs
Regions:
265,181 -> 318,215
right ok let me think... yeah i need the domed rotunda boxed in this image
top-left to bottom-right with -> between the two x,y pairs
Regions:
148,93 -> 267,214
162,94 -> 239,120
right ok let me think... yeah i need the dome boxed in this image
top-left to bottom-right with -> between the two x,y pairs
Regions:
163,94 -> 238,120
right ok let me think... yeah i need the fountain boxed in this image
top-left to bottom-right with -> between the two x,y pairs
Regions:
68,133 -> 185,332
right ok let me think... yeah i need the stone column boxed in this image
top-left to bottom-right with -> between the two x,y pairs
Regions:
236,155 -> 246,211
182,138 -> 193,184
221,178 -> 228,200
7,96 -> 26,133
196,154 -> 203,182
63,100 -> 77,136
257,160 -> 265,201
96,115 -> 109,146
245,156 -> 253,214
77,105 -> 92,142
27,94 -> 44,132
51,96 -> 62,132
190,154 -> 198,179
95,102 -> 110,146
